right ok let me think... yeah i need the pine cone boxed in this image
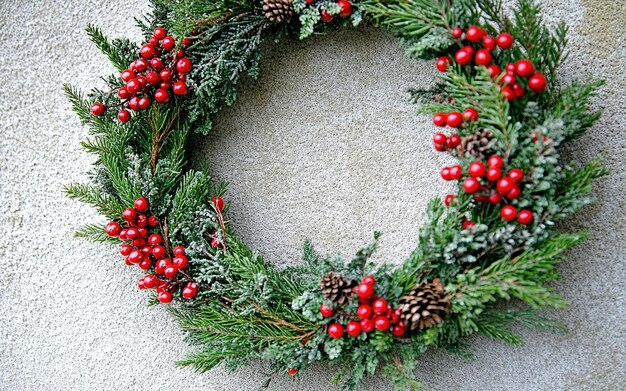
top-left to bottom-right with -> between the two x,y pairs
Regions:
457,128 -> 495,160
397,278 -> 450,332
262,0 -> 293,23
320,272 -> 355,305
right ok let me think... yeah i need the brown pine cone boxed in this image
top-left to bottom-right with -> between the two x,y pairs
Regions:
320,272 -> 355,305
397,278 -> 450,332
457,128 -> 495,160
262,0 -> 294,23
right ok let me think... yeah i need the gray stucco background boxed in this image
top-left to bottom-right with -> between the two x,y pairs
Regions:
0,0 -> 624,390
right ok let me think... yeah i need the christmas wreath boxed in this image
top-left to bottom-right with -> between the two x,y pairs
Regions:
66,0 -> 606,389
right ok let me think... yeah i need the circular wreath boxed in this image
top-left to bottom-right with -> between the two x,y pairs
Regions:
66,0 -> 606,389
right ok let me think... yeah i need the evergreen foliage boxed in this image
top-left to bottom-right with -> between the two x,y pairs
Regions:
67,0 -> 606,390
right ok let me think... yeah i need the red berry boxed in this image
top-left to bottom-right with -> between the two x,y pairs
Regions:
118,229 -> 128,241
374,316 -> 390,331
346,320 -> 361,337
143,275 -> 158,289
444,194 -> 456,206
148,233 -> 162,246
433,133 -> 447,145
441,167 -> 452,181
159,68 -> 173,82
327,323 -> 344,339
488,155 -> 504,168
512,83 -> 526,98
500,205 -> 517,221
496,33 -> 514,49
164,266 -> 178,278
474,49 -> 492,66
122,207 -> 137,221
148,215 -> 159,227
487,167 -> 502,181
462,108 -> 479,121
121,69 -> 135,82
153,27 -> 167,39
496,177 -> 515,195
372,298 -> 389,315
446,134 -> 461,148
320,9 -> 334,23
173,255 -> 189,269
488,193 -> 502,204
506,185 -> 521,199
176,58 -> 192,74
436,56 -> 451,72
514,59 -> 535,78
451,27 -> 463,39
125,228 -> 138,240
465,26 -> 485,42
463,178 -> 481,193
433,113 -> 447,127
391,322 -> 406,337
487,64 -> 502,78
528,73 -> 547,93
173,81 -> 188,96
360,318 -> 375,333
468,161 -> 487,177
455,48 -> 472,65
126,79 -> 141,95
140,44 -> 156,59
482,35 -> 496,50
133,197 -> 149,212
337,0 -> 353,17
161,36 -> 175,51
356,304 -> 373,320
157,291 -> 173,303
155,258 -> 170,275
463,220 -> 476,229
211,238 -> 224,249
128,97 -> 140,111
135,59 -> 148,72
91,103 -> 106,116
128,250 -> 142,264
502,85 -> 516,101
152,245 -> 166,259
362,276 -> 375,286
154,89 -> 170,103
182,282 -> 198,299
446,112 -> 463,128
357,283 -> 375,300
320,304 -> 334,318
141,245 -> 152,256
120,243 -> 132,256
449,165 -> 463,180
138,279 -> 146,289
211,196 -> 224,213
105,221 -> 121,236
173,246 -> 185,256
508,168 -> 524,183
118,109 -> 131,122
118,87 -> 131,99
287,368 -> 299,376
139,258 -> 152,270
434,143 -> 446,152
150,58 -> 164,71
517,209 -> 534,224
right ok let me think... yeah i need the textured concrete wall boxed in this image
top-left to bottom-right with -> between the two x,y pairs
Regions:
0,0 -> 624,390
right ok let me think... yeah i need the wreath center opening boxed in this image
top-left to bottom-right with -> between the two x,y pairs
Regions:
193,29 -> 455,265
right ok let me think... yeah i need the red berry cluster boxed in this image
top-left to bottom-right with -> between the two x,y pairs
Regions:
104,197 -> 198,303
90,27 -> 193,122
435,26 -> 547,100
322,276 -> 406,339
317,1 -> 353,23
431,108 -> 478,151
441,155 -> 535,225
